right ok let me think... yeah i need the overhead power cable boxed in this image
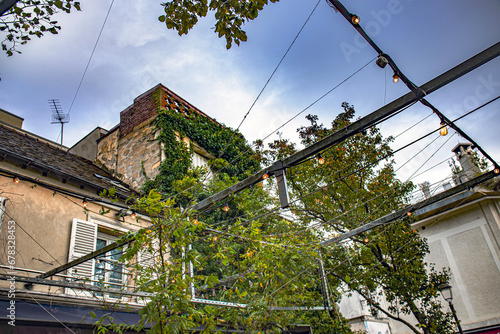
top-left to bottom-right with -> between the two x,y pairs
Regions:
196,0 -> 321,186
67,0 -> 115,117
180,0 -> 322,211
166,54 -> 375,205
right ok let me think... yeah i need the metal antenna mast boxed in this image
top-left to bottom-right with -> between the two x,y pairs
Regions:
48,99 -> 70,147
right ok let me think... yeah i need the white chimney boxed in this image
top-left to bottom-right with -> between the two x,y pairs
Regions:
451,143 -> 480,183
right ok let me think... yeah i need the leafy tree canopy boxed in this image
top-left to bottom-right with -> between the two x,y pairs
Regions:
159,0 -> 279,49
1,0 -> 80,56
98,103 -> 455,334
255,103 -> 455,334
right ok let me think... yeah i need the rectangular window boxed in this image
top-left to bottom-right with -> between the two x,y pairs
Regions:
67,218 -> 127,299
94,232 -> 125,298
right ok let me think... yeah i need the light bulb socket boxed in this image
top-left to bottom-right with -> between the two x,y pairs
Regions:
376,55 -> 388,69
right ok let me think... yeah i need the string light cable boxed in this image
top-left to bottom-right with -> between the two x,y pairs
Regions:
27,294 -> 78,334
4,95 -> 494,302
329,0 -> 499,171
209,96 -> 498,234
227,122 -> 453,235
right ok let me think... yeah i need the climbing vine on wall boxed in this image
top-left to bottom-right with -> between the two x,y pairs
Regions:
142,106 -> 260,196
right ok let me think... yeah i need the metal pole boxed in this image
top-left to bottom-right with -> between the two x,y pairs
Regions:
448,301 -> 464,334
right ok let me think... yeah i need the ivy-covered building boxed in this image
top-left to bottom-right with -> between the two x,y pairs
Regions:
70,84 -> 259,194
70,84 -> 214,192
0,86 -> 291,333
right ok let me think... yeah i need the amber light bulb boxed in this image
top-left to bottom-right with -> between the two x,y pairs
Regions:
440,122 -> 448,136
351,15 -> 360,24
392,74 -> 399,83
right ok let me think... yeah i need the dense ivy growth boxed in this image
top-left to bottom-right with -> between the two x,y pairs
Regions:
142,107 -> 260,196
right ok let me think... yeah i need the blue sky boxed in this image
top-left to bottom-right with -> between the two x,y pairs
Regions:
1,0 -> 499,188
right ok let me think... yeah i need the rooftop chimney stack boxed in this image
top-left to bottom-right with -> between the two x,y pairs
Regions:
419,181 -> 431,199
452,143 -> 481,183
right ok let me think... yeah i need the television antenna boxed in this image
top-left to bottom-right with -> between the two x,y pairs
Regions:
49,99 -> 70,147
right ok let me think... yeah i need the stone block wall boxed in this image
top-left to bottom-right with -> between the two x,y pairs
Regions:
116,118 -> 161,191
97,129 -> 119,174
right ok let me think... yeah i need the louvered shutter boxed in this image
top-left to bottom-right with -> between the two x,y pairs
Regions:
138,250 -> 156,269
67,218 -> 97,280
0,197 -> 6,226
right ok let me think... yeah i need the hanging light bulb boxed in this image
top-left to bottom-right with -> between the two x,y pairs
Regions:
392,74 -> 399,83
317,154 -> 325,165
131,211 -> 136,219
351,14 -> 360,25
439,122 -> 448,136
407,211 -> 412,216
222,204 -> 229,212
262,173 -> 269,180
82,198 -> 88,208
494,168 -> 499,174
364,238 -> 369,243
13,176 -> 20,183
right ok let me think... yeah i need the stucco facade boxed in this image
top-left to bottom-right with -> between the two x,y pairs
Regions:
414,193 -> 500,333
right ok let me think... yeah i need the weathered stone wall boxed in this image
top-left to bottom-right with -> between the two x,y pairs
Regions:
97,128 -> 119,175
116,118 -> 162,191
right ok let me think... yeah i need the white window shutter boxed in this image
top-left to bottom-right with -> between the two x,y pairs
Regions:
0,197 -> 6,228
67,218 -> 97,281
138,250 -> 156,269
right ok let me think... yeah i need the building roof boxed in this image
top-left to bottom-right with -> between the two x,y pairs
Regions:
0,123 -> 134,198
